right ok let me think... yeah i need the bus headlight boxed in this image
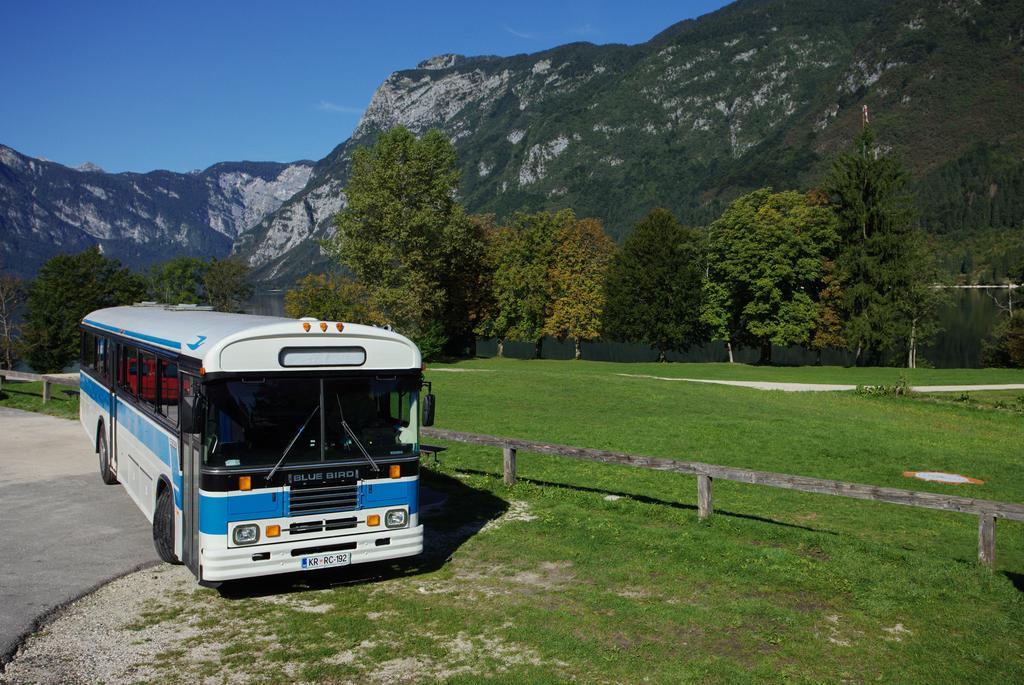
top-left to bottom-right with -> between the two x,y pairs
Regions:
384,509 -> 407,529
232,524 -> 260,546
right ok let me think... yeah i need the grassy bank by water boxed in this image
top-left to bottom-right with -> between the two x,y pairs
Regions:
8,360 -> 1024,683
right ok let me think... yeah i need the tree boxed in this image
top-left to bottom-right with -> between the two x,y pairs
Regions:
504,210 -> 567,358
827,126 -> 933,366
441,214 -> 492,357
0,267 -> 26,369
982,310 -> 1024,368
809,260 -> 845,365
22,247 -> 146,373
543,218 -> 617,360
473,211 -> 566,359
474,223 -> 518,358
323,126 -> 483,359
203,257 -> 253,313
897,235 -> 947,368
703,189 -> 838,364
147,257 -> 207,305
284,274 -> 380,324
604,208 -> 705,362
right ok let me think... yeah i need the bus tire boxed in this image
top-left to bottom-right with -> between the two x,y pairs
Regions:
153,486 -> 181,565
97,427 -> 118,485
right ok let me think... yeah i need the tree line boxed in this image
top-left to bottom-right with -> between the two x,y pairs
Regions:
0,251 -> 253,373
3,126 -> 1022,373
290,125 -> 1021,368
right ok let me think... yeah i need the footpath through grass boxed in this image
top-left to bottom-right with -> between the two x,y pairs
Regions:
440,356 -> 1024,386
9,360 -> 1024,683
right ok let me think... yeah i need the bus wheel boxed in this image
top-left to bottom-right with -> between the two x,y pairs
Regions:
153,487 -> 181,565
97,428 -> 118,485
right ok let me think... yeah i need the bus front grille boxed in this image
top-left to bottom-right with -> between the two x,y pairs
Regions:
289,484 -> 358,515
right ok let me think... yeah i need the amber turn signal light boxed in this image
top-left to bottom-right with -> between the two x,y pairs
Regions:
239,476 -> 252,491
389,464 -> 401,479
367,515 -> 381,527
266,524 -> 280,538
302,322 -> 311,332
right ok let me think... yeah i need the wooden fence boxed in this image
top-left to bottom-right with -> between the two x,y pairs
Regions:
0,369 -> 79,403
422,427 -> 1024,568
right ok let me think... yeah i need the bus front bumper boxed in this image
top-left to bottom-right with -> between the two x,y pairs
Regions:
200,524 -> 423,582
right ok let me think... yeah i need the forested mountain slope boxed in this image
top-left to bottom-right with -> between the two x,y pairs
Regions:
237,0 -> 1024,285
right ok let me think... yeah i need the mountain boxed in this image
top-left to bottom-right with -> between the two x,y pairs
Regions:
0,144 -> 313,278
237,0 -> 1024,285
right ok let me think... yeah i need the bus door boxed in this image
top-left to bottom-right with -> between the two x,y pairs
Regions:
180,373 -> 202,576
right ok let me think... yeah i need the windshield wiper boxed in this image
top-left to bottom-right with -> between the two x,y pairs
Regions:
336,396 -> 380,472
266,404 -> 319,482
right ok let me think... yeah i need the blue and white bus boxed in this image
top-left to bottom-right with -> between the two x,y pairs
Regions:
78,304 -> 434,585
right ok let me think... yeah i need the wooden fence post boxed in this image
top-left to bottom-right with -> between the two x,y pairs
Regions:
698,474 -> 713,520
503,446 -> 517,486
42,380 -> 51,404
978,513 -> 996,567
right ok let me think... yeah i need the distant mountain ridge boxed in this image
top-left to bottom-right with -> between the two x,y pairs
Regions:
236,0 -> 1024,285
0,143 -> 313,277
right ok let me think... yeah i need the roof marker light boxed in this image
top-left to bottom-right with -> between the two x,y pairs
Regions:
336,323 -> 344,332
302,322 -> 311,332
319,322 -> 328,332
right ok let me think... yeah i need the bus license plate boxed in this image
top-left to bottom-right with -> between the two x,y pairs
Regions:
301,552 -> 352,570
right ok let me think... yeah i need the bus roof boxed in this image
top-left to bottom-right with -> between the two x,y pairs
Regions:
81,305 -> 422,373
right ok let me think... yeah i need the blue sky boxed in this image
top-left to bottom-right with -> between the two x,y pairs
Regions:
0,1 -> 730,173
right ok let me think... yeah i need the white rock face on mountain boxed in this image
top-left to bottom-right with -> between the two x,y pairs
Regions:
0,143 -> 314,277
354,65 -> 512,138
206,164 -> 313,239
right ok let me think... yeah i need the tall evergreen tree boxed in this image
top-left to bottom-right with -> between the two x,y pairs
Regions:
827,126 -> 937,365
23,247 -> 146,373
603,208 -> 704,361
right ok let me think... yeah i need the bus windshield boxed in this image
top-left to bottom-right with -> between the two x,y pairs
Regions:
203,376 -> 418,469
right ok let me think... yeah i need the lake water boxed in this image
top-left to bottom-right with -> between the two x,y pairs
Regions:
248,287 -> 1013,368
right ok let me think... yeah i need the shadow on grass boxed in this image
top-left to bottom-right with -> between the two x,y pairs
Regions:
217,470 -> 507,600
1003,571 -> 1024,593
453,467 -> 838,537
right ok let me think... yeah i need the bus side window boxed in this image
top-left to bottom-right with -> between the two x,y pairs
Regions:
159,359 -> 179,424
119,346 -> 139,398
81,332 -> 97,371
96,337 -> 109,382
139,352 -> 158,408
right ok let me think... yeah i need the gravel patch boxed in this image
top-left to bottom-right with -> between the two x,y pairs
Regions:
1,565 -> 200,684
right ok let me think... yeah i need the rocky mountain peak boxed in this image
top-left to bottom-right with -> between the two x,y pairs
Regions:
416,54 -> 465,70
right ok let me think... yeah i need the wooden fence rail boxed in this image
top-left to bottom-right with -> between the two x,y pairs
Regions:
0,369 -> 79,403
422,427 -> 1024,568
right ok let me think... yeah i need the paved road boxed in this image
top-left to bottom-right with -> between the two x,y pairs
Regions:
616,373 -> 1024,393
0,408 -> 157,665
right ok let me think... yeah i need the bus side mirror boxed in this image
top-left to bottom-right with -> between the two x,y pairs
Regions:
422,393 -> 436,427
181,396 -> 203,434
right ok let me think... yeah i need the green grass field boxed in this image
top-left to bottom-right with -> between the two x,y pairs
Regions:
7,361 -> 1024,682
0,380 -> 80,420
